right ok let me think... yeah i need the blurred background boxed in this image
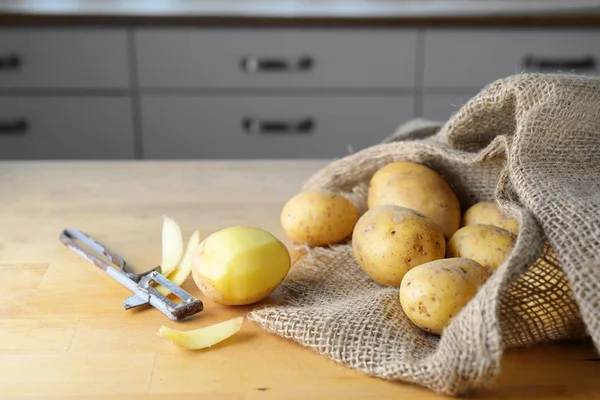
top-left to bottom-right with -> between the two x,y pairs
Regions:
1,0 -> 600,160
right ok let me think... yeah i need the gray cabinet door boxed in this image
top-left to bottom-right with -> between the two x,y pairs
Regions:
0,29 -> 130,89
0,96 -> 134,159
422,93 -> 476,122
141,95 -> 414,159
424,29 -> 600,89
135,29 -> 417,89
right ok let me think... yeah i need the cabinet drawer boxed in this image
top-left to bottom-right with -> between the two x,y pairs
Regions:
0,29 -> 129,89
136,29 -> 417,89
424,29 -> 600,89
422,93 -> 475,121
0,96 -> 134,160
141,95 -> 414,159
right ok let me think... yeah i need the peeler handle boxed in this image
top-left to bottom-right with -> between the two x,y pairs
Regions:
60,228 -> 128,272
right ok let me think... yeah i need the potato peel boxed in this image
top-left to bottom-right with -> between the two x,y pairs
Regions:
161,216 -> 184,276
157,317 -> 243,350
156,230 -> 200,296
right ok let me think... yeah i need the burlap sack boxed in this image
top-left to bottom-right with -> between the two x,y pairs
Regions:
247,73 -> 600,396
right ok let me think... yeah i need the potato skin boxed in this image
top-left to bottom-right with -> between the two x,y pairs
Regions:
400,258 -> 490,335
446,224 -> 516,273
352,205 -> 446,287
281,191 -> 359,246
462,201 -> 519,236
367,161 -> 461,239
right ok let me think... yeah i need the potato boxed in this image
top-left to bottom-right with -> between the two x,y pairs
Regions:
281,191 -> 359,246
446,224 -> 516,273
400,258 -> 490,335
367,161 -> 461,239
192,226 -> 291,305
352,205 -> 446,287
462,201 -> 519,236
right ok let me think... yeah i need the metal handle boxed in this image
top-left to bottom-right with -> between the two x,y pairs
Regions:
0,118 -> 28,135
242,117 -> 315,135
523,55 -> 597,71
0,53 -> 21,71
60,228 -> 130,273
240,55 -> 313,73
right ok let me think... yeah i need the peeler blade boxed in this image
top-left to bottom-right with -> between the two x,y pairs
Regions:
124,295 -> 150,310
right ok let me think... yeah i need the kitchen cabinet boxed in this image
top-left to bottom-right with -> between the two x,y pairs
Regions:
421,93 -> 476,121
423,29 -> 600,90
136,29 -> 417,90
0,28 -> 130,89
0,28 -> 133,160
141,95 -> 413,159
1,25 -> 598,160
0,96 -> 134,160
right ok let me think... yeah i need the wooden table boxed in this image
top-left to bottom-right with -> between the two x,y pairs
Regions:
1,160 -> 599,400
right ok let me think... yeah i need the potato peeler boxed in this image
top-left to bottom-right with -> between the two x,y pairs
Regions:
60,228 -> 203,321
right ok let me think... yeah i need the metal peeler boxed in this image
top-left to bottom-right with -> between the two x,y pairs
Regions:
60,228 -> 203,321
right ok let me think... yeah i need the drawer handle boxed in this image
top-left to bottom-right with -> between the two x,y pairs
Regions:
0,53 -> 21,71
523,55 -> 596,71
0,118 -> 28,135
242,117 -> 315,135
240,56 -> 313,73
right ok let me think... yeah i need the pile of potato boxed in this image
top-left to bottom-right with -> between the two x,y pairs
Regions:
281,161 -> 518,335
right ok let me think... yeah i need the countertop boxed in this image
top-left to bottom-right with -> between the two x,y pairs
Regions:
1,160 -> 599,400
1,0 -> 600,26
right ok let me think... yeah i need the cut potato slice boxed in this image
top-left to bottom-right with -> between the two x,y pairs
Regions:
161,216 -> 184,276
157,317 -> 243,350
156,230 -> 200,296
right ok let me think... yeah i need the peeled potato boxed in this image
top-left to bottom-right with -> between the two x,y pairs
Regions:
352,205 -> 446,287
400,258 -> 490,335
462,201 -> 519,236
446,224 -> 516,273
281,191 -> 359,246
367,161 -> 461,239
192,226 -> 291,305
157,317 -> 243,350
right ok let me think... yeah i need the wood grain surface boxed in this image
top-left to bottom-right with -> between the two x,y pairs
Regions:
0,160 -> 599,400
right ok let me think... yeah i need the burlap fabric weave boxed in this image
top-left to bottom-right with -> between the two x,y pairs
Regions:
247,73 -> 600,395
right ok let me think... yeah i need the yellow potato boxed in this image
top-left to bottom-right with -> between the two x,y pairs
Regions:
367,161 -> 461,239
446,224 -> 516,273
281,191 -> 359,246
400,258 -> 490,335
352,205 -> 446,287
462,201 -> 519,236
192,226 -> 291,305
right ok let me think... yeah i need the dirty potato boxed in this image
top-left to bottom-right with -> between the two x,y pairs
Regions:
400,258 -> 490,335
446,224 -> 517,273
367,161 -> 461,239
352,205 -> 446,287
462,201 -> 519,236
281,191 -> 359,246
